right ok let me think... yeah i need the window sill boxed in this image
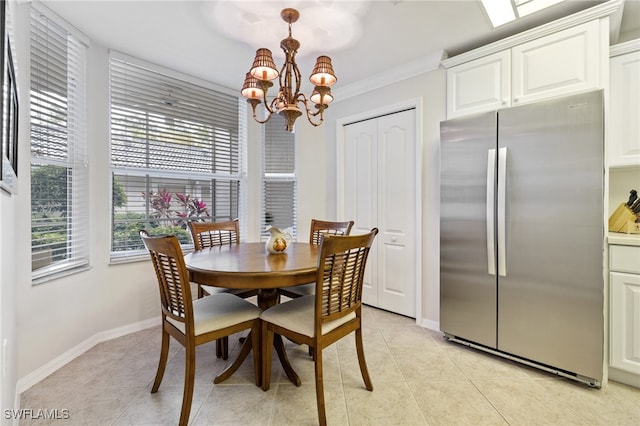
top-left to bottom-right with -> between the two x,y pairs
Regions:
109,246 -> 194,265
32,264 -> 92,286
109,252 -> 149,265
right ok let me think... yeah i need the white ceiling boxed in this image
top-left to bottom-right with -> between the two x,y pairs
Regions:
41,0 -> 640,96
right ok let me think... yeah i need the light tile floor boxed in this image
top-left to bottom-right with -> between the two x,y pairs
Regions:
20,305 -> 640,425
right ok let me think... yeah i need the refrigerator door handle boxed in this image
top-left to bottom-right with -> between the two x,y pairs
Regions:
486,149 -> 496,276
497,147 -> 507,276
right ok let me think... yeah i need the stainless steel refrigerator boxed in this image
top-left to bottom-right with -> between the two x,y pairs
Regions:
440,90 -> 604,386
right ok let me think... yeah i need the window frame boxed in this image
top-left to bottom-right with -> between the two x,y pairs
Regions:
108,52 -> 246,262
30,4 -> 90,283
261,115 -> 297,240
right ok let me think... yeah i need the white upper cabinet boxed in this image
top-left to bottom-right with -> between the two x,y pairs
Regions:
609,42 -> 640,167
512,20 -> 600,105
443,15 -> 609,120
446,51 -> 511,119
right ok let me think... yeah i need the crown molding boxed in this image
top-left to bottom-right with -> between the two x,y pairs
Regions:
333,50 -> 446,101
441,0 -> 624,69
607,0 -> 625,44
610,38 -> 640,56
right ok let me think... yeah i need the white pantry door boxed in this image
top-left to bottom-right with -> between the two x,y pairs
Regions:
340,109 -> 417,317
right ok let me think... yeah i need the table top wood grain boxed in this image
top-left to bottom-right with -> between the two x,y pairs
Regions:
184,242 -> 319,289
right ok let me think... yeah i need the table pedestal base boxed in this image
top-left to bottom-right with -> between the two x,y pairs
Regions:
214,288 -> 301,387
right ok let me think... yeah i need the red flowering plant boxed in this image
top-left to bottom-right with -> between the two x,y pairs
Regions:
142,189 -> 210,228
141,189 -> 173,221
175,193 -> 210,226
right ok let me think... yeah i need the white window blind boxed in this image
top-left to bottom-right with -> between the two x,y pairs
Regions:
109,55 -> 244,257
262,114 -> 296,238
30,7 -> 89,281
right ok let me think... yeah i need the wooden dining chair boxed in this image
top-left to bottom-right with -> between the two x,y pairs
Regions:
188,219 -> 259,359
260,228 -> 378,426
140,230 -> 261,426
278,219 -> 354,299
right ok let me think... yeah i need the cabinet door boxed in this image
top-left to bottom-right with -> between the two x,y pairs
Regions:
446,51 -> 510,119
512,20 -> 600,105
609,50 -> 640,167
610,272 -> 640,374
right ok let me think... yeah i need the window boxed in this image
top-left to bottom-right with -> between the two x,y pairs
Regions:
109,54 -> 244,259
30,6 -> 89,280
261,115 -> 296,239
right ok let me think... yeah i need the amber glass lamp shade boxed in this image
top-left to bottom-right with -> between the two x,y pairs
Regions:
241,73 -> 264,100
309,56 -> 337,87
250,48 -> 279,81
310,88 -> 333,105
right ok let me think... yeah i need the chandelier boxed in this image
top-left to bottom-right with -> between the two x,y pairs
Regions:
241,8 -> 337,132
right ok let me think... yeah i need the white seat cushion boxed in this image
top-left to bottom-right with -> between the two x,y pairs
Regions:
167,292 -> 261,336
282,283 -> 315,296
260,295 -> 356,338
200,284 -> 254,297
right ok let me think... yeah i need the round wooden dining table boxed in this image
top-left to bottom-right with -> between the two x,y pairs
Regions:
184,242 -> 319,386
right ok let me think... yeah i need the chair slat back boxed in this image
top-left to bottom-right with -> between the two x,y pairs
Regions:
316,229 -> 378,323
141,230 -> 193,325
189,219 -> 240,250
309,219 -> 354,246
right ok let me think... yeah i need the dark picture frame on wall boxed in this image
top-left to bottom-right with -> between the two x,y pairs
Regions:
0,0 -> 5,192
5,38 -> 17,173
0,0 -> 18,194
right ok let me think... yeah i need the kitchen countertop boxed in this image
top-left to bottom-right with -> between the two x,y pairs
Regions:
608,232 -> 640,246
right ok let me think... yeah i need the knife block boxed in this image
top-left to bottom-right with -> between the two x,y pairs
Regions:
608,203 -> 640,233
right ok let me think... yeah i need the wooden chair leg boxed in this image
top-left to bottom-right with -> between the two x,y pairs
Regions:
251,321 -> 261,387
314,347 -> 327,426
355,327 -> 373,391
215,337 -> 229,360
222,337 -> 229,359
179,343 -> 196,426
261,322 -> 274,391
151,330 -> 170,393
216,338 -> 223,358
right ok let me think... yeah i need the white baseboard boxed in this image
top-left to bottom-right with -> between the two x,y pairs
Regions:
608,366 -> 640,389
420,318 -> 440,332
15,317 -> 159,396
